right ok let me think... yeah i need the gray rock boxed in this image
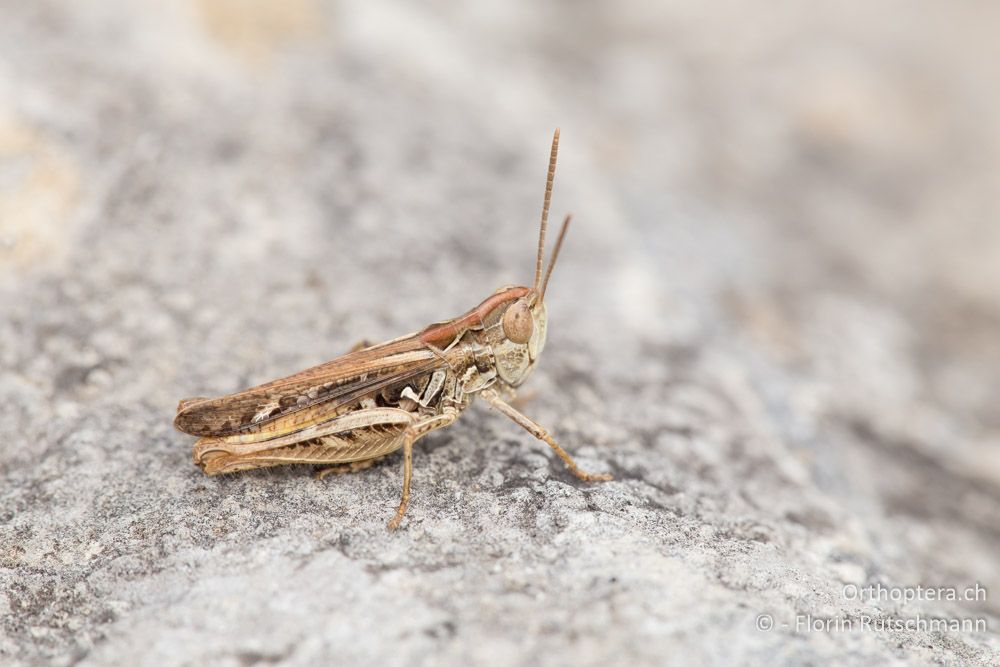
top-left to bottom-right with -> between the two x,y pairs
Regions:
2,2 -> 999,665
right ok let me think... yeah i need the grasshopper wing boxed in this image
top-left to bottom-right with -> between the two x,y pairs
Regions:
174,336 -> 441,437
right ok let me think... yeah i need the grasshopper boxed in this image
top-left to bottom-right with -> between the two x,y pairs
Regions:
174,129 -> 612,529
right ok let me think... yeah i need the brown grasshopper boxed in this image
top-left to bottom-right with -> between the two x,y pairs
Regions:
174,129 -> 612,529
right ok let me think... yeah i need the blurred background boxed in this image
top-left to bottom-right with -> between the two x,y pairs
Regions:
2,1 -> 999,665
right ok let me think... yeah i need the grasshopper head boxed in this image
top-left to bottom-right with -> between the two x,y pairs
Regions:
489,293 -> 547,387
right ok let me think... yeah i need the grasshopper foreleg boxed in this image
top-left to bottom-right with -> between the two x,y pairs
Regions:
479,388 -> 612,483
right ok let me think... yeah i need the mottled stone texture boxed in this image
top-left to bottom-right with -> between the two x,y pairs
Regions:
2,2 -> 1000,665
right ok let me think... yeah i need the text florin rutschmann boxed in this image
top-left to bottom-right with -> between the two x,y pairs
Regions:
797,614 -> 986,633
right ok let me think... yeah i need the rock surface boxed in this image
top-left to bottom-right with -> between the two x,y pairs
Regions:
2,2 -> 1000,665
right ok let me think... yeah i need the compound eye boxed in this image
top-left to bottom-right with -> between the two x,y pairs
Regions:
502,300 -> 533,344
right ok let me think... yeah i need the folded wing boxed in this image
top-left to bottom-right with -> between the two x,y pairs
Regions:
174,336 -> 440,437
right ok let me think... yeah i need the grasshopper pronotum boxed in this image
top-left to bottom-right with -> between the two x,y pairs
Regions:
174,129 -> 612,529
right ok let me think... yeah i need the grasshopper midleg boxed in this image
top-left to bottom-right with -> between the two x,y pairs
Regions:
387,405 -> 461,530
174,129 -> 612,530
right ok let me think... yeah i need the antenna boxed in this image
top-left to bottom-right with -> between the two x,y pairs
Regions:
539,214 -> 571,302
533,128 -> 560,293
